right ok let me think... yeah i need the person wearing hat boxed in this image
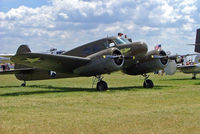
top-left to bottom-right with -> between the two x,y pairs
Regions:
118,32 -> 123,37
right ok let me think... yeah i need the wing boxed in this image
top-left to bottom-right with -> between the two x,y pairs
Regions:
0,54 -> 14,58
11,53 -> 91,73
0,54 -> 14,63
177,64 -> 198,69
177,64 -> 200,73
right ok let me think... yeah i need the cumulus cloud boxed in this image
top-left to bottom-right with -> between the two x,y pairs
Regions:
0,0 -> 199,54
58,12 -> 69,19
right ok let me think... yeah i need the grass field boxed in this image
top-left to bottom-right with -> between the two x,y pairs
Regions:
0,72 -> 200,134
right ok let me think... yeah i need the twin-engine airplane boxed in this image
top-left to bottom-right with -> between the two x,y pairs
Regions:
0,36 -> 172,91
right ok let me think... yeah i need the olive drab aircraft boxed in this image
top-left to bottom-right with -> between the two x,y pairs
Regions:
0,35 -> 175,91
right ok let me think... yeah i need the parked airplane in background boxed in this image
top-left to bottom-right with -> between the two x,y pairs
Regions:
0,54 -> 14,63
0,57 -> 10,63
0,34 -> 176,90
0,54 -> 15,71
175,28 -> 200,79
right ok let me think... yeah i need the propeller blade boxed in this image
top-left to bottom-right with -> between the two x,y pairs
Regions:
151,55 -> 167,59
103,55 -> 136,60
103,55 -> 120,59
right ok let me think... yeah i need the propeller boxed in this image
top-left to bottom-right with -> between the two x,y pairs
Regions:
151,54 -> 198,60
103,55 -> 136,60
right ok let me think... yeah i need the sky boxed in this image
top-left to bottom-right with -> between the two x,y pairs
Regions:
0,0 -> 200,54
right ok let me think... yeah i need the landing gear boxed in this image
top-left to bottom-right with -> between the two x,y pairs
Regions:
143,74 -> 154,88
192,74 -> 196,79
143,79 -> 154,88
97,81 -> 108,91
95,75 -> 108,91
21,81 -> 26,87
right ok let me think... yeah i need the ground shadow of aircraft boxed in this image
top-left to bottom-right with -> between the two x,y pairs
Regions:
194,83 -> 200,85
161,78 -> 200,81
0,85 -> 171,97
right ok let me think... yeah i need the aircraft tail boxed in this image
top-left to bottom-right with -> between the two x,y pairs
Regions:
14,45 -> 31,69
195,28 -> 200,53
16,45 -> 31,54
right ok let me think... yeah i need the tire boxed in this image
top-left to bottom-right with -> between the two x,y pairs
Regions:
192,77 -> 196,79
21,83 -> 26,87
96,81 -> 108,91
102,81 -> 108,90
143,79 -> 154,88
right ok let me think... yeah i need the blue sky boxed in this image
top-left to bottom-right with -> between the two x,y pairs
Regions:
0,0 -> 50,12
0,0 -> 200,54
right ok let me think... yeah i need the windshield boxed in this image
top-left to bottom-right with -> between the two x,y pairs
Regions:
113,37 -> 131,45
121,38 -> 131,44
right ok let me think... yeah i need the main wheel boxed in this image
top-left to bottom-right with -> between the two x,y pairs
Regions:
96,81 -> 108,91
21,83 -> 26,87
143,79 -> 154,88
192,76 -> 196,79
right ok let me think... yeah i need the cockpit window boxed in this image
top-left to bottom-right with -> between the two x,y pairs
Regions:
121,38 -> 131,44
104,37 -> 131,48
113,37 -> 131,45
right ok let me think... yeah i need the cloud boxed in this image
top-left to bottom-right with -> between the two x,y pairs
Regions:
58,12 -> 69,19
183,23 -> 193,31
182,5 -> 197,14
0,0 -> 199,54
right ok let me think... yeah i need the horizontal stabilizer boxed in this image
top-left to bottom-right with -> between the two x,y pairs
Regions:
0,68 -> 33,75
0,54 -> 14,58
11,53 -> 91,73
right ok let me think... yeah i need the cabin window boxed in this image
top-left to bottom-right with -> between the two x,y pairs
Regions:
104,40 -> 116,48
109,42 -> 115,47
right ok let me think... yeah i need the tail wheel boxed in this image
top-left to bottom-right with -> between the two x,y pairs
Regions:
143,79 -> 154,88
96,81 -> 108,91
21,81 -> 26,87
192,76 -> 196,79
21,83 -> 26,87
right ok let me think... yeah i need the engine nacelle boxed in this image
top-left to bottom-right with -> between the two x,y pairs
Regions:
74,48 -> 124,76
123,50 -> 168,75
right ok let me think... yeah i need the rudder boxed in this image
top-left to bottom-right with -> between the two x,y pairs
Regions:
15,45 -> 31,69
16,44 -> 31,54
195,28 -> 200,53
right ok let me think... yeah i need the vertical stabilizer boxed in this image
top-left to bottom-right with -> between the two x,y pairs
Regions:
16,45 -> 31,54
15,45 -> 31,69
195,28 -> 200,53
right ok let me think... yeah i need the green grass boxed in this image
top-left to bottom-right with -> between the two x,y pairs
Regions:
0,72 -> 200,134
